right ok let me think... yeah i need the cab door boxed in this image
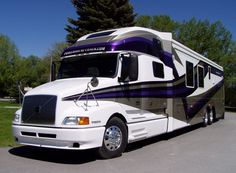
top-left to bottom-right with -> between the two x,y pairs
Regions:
117,53 -> 142,123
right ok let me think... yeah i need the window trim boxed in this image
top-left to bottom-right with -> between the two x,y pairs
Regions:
152,61 -> 165,79
120,54 -> 139,82
197,65 -> 204,88
57,53 -> 119,79
185,61 -> 195,88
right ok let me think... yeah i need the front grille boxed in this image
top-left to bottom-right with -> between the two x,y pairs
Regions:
21,95 -> 57,125
21,132 -> 57,138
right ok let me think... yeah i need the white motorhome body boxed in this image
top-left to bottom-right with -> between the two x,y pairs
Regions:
12,27 -> 224,158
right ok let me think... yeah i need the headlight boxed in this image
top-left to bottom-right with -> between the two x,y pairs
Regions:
14,113 -> 20,123
63,116 -> 89,125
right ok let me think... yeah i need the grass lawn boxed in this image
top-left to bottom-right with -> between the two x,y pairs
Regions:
0,101 -> 20,147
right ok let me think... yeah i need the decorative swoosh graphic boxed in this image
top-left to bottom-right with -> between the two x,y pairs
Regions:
62,36 -> 224,121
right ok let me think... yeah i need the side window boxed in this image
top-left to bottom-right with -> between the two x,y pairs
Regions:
152,61 -> 164,78
198,66 -> 204,88
186,61 -> 194,87
120,54 -> 138,82
208,66 -> 211,80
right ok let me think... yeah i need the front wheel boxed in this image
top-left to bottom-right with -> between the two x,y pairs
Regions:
97,117 -> 127,159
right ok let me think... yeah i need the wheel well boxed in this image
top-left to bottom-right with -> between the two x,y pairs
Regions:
206,105 -> 211,113
212,106 -> 216,118
109,113 -> 127,124
106,113 -> 128,144
107,113 -> 128,132
212,106 -> 216,112
206,105 -> 216,114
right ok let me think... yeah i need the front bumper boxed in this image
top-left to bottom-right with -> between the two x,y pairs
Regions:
12,124 -> 105,150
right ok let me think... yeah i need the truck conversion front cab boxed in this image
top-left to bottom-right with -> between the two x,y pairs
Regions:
12,27 -> 224,159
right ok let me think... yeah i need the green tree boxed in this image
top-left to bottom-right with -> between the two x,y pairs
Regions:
220,42 -> 236,106
7,55 -> 48,100
135,15 -> 152,28
0,34 -> 20,97
65,0 -> 136,44
16,56 -> 45,87
136,15 -> 179,35
176,18 -> 232,63
45,42 -> 68,61
9,42 -> 68,100
42,42 -> 68,81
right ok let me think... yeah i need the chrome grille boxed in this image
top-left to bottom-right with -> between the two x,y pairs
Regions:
21,95 -> 57,125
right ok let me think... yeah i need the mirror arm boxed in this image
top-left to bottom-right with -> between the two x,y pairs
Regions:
118,77 -> 123,83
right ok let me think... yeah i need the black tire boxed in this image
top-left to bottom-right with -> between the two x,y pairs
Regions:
203,113 -> 208,127
97,117 -> 127,159
208,111 -> 213,125
212,106 -> 216,122
221,112 -> 225,119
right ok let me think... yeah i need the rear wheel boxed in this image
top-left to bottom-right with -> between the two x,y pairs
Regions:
208,110 -> 213,125
97,117 -> 127,159
221,112 -> 225,119
203,113 -> 208,127
212,106 -> 216,122
203,107 -> 214,127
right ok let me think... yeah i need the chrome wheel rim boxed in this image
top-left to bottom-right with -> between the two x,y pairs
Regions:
204,113 -> 208,124
104,126 -> 122,151
209,111 -> 213,122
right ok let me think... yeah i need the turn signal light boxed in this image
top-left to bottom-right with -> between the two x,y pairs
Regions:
79,117 -> 89,125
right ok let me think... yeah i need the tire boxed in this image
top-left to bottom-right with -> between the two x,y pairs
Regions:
203,107 -> 213,127
221,112 -> 225,119
203,113 -> 208,127
208,110 -> 213,125
97,117 -> 127,159
212,107 -> 216,122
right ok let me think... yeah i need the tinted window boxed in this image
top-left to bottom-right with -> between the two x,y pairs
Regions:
58,53 -> 118,79
198,66 -> 204,88
186,61 -> 194,87
120,55 -> 138,82
153,62 -> 164,78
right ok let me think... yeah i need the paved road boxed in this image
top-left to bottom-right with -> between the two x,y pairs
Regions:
1,112 -> 236,173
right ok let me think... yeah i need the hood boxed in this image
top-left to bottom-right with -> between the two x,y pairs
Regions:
25,78 -> 114,98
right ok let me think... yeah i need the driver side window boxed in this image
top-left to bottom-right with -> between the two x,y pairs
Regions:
120,54 -> 138,82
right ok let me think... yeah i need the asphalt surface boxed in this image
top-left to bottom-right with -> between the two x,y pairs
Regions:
1,112 -> 236,173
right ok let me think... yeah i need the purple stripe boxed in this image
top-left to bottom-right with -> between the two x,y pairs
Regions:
66,80 -> 224,121
72,85 -> 195,100
63,78 -> 189,101
184,80 -> 224,119
62,37 -> 173,65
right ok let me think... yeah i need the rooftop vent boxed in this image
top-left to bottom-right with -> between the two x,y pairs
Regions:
86,30 -> 116,39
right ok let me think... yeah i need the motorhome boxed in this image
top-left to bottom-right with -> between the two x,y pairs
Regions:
12,27 -> 224,159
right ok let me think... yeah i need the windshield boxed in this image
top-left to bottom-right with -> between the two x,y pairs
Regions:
58,53 -> 118,79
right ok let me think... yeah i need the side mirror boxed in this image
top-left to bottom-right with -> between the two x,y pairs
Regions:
90,77 -> 99,87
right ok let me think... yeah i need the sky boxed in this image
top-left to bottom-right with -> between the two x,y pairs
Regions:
0,0 -> 235,58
